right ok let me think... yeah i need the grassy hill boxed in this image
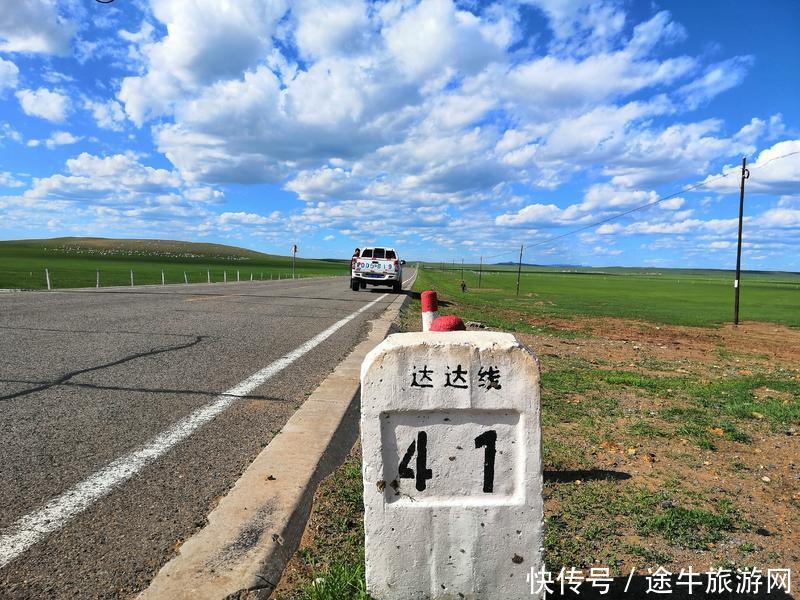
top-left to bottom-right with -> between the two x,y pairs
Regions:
0,237 -> 293,260
0,237 -> 348,289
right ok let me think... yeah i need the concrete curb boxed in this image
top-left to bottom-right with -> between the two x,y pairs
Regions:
139,277 -> 415,600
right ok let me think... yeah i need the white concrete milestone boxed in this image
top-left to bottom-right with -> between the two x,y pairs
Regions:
360,331 -> 544,600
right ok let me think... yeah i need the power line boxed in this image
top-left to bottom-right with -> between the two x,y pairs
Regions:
501,149 -> 799,255
474,173 -> 732,262
484,248 -> 519,260
522,170 -> 737,252
748,149 -> 800,171
469,149 -> 800,263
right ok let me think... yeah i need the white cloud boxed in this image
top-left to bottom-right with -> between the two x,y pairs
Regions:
624,217 -> 739,235
119,0 -> 288,124
679,56 -> 753,110
0,122 -> 23,144
703,139 -> 800,196
596,223 -> 622,235
383,0 -> 511,81
522,0 -> 628,56
778,195 -> 800,208
287,167 -> 362,202
505,46 -> 693,116
757,208 -> 800,229
84,98 -> 126,131
217,210 -> 281,226
0,0 -> 75,55
0,57 -> 18,90
0,152 -> 251,239
732,115 -> 785,146
41,70 -> 75,84
113,0 -> 765,236
707,241 -> 734,249
16,88 -> 70,122
592,245 -> 623,256
495,202 -> 585,227
601,118 -> 758,188
0,171 -> 24,187
659,197 -> 685,210
27,152 -> 183,203
28,131 -> 81,149
580,183 -> 657,211
44,131 -> 81,149
293,0 -> 370,59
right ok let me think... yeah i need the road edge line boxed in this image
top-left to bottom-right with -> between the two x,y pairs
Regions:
139,275 -> 416,599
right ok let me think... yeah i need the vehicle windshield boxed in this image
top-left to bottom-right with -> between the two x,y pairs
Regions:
361,248 -> 373,258
373,248 -> 386,259
386,250 -> 396,259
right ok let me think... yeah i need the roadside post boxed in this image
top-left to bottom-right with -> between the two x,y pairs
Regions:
292,244 -> 298,279
207,269 -> 211,284
96,269 -> 100,288
45,268 -> 51,291
161,270 -> 165,285
360,330 -> 544,599
130,270 -> 134,287
184,271 -> 188,284
421,290 -> 439,332
237,270 -> 240,282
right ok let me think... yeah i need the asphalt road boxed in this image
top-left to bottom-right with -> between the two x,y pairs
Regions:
0,273 -> 411,598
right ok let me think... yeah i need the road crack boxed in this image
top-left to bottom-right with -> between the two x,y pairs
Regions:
0,335 -> 207,401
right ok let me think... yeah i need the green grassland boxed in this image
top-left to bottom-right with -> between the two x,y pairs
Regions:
0,238 -> 349,289
416,264 -> 800,327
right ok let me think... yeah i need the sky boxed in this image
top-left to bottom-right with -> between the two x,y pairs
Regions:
0,0 -> 798,269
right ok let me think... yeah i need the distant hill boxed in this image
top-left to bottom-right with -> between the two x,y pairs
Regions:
0,237 -> 350,289
0,237 -> 287,262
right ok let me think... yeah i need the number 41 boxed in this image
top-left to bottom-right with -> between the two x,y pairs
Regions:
398,430 -> 497,493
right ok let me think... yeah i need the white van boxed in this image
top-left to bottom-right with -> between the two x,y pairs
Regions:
351,247 -> 405,293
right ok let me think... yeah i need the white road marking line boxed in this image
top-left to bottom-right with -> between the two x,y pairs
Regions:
402,269 -> 417,288
0,293 -> 389,569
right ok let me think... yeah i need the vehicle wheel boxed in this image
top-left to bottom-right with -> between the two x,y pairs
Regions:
350,279 -> 359,291
392,282 -> 401,293
360,281 -> 366,289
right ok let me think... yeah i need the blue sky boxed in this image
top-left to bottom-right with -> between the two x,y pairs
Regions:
0,0 -> 798,268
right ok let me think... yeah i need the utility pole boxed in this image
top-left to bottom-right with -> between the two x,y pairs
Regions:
515,244 -> 524,296
292,244 -> 298,279
478,255 -> 483,289
734,157 -> 750,325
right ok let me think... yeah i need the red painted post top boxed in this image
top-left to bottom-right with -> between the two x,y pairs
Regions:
429,315 -> 466,332
421,290 -> 438,313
